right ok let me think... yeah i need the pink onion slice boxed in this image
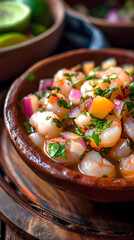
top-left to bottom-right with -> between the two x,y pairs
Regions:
87,97 -> 93,111
22,94 -> 39,118
60,132 -> 80,140
69,106 -> 81,118
69,89 -> 81,105
77,138 -> 87,150
114,99 -> 124,119
39,79 -> 53,91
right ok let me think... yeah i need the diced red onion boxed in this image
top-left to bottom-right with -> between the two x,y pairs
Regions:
69,89 -> 81,105
87,97 -> 93,111
38,103 -> 44,108
60,132 -> 80,140
39,79 -> 53,91
69,106 -> 81,118
115,95 -> 123,100
132,76 -> 134,82
56,161 -> 65,166
22,94 -> 39,118
114,99 -> 124,119
77,138 -> 87,150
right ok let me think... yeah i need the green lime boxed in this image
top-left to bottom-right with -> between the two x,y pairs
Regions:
29,23 -> 47,36
0,32 -> 28,48
0,1 -> 32,33
16,0 -> 52,27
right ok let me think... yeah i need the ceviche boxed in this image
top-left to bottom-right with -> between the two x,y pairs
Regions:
22,58 -> 134,179
74,0 -> 134,24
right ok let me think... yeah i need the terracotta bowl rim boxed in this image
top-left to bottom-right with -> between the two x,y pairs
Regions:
0,0 -> 65,53
4,48 -> 134,191
65,2 -> 134,28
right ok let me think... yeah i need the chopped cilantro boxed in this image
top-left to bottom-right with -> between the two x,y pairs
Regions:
88,114 -> 113,132
72,73 -> 97,88
122,81 -> 128,90
94,65 -> 101,71
64,114 -> 69,120
24,122 -> 34,134
46,116 -> 51,120
48,142 -> 60,157
82,112 -> 88,116
64,73 -> 78,83
103,77 -> 111,84
123,101 -> 134,117
38,107 -> 46,112
48,142 -> 66,159
92,131 -> 100,146
95,87 -> 118,98
81,95 -> 90,102
75,127 -> 91,142
79,149 -> 88,160
46,86 -> 61,92
102,174 -> 108,178
109,73 -> 118,80
25,74 -> 35,81
126,140 -> 130,147
42,91 -> 51,98
130,82 -> 134,101
57,98 -> 73,109
53,118 -> 63,128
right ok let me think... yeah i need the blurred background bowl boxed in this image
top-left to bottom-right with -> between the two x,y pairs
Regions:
0,0 -> 65,83
64,0 -> 134,48
4,48 -> 134,202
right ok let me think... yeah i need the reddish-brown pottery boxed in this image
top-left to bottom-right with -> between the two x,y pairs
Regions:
65,0 -> 134,47
4,48 -> 134,202
0,0 -> 65,83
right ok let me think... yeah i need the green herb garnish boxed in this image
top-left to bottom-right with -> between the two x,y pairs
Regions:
25,74 -> 35,81
53,118 -> 63,128
24,122 -> 34,134
38,107 -> 46,112
48,142 -> 66,159
109,73 -> 118,80
72,73 -> 97,88
102,174 -> 108,178
92,131 -> 100,146
95,87 -> 118,98
57,98 -> 73,109
47,86 -> 61,92
42,91 -> 51,98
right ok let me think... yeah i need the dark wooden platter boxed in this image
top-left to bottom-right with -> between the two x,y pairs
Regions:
0,116 -> 134,239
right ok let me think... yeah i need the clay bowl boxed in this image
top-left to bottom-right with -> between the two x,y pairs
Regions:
65,0 -> 134,47
0,0 -> 65,83
4,48 -> 134,202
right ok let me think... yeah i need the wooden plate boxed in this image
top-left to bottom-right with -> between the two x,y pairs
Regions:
1,118 -> 134,239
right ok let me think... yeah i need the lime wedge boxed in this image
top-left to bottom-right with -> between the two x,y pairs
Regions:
16,0 -> 52,27
0,1 -> 32,33
0,32 -> 28,48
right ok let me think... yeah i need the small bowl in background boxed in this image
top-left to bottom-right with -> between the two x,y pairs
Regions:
64,0 -> 134,48
0,0 -> 65,83
4,48 -> 134,202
